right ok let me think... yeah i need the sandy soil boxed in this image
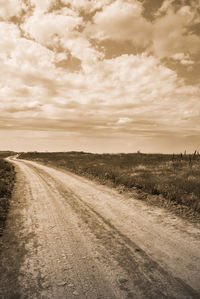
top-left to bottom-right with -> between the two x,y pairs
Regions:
0,157 -> 199,299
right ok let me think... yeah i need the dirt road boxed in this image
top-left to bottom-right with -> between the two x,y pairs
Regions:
0,158 -> 200,299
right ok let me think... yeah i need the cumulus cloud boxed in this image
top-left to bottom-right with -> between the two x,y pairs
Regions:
22,11 -> 82,46
0,0 -> 25,20
152,3 -> 200,59
29,0 -> 56,13
0,22 -> 20,54
87,0 -> 152,48
21,7 -> 103,70
156,0 -> 200,22
84,0 -> 200,64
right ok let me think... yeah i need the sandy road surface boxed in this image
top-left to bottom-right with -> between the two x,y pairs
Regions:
0,158 -> 200,299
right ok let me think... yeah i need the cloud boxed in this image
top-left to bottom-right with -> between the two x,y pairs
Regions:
171,53 -> 194,65
22,11 -> 82,46
87,0 -> 152,48
21,8 -> 103,70
61,0 -> 112,13
29,0 -> 56,13
156,0 -> 200,21
152,3 -> 200,59
155,0 -> 174,16
0,0 -> 25,20
61,36 -> 104,71
83,0 -> 199,65
1,35 -> 199,138
3,100 -> 41,113
0,22 -> 55,86
117,117 -> 132,125
0,21 -> 20,54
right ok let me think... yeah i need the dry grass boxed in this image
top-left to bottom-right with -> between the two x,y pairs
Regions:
0,159 -> 15,236
19,151 -> 200,213
0,151 -> 15,159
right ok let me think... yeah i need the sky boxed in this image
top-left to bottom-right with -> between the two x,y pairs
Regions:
0,0 -> 200,153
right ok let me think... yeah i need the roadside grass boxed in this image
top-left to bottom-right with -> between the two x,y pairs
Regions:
0,159 -> 15,236
0,151 -> 16,159
19,152 -> 200,213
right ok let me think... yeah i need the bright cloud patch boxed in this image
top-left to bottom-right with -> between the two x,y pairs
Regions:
22,12 -> 82,46
87,0 -> 152,48
171,53 -> 194,65
29,0 -> 56,13
0,0 -> 24,20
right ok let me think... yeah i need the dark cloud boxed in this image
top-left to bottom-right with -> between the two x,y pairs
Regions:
55,54 -> 81,71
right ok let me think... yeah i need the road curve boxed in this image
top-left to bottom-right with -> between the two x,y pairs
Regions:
0,157 -> 200,299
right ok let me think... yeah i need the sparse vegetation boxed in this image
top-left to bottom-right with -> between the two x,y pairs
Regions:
19,151 -> 200,213
0,151 -> 15,159
0,159 -> 15,236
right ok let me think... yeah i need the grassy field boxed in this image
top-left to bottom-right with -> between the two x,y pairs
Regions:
0,158 -> 15,236
19,151 -> 200,213
0,151 -> 16,159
